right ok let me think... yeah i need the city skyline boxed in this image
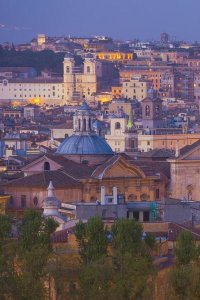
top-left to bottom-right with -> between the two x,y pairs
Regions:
0,0 -> 200,43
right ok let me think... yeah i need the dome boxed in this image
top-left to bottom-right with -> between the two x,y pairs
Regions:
79,101 -> 91,111
56,134 -> 114,155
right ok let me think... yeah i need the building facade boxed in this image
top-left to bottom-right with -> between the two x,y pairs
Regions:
0,53 -> 101,105
122,75 -> 152,100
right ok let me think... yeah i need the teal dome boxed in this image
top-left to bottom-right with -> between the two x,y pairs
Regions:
56,134 -> 113,155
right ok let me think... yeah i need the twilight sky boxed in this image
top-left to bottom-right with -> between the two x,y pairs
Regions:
0,0 -> 199,43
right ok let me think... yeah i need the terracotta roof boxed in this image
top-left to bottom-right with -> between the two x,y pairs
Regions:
51,229 -> 68,243
46,154 -> 95,179
168,223 -> 200,241
129,160 -> 170,179
91,154 -> 169,179
139,149 -> 175,159
179,139 -> 200,157
5,78 -> 63,84
3,170 -> 82,189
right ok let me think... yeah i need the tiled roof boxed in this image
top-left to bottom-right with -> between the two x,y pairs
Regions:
51,229 -> 68,243
46,154 -> 95,179
130,160 -> 170,179
168,223 -> 200,241
6,78 -> 63,84
139,149 -> 175,159
92,154 -> 170,179
3,170 -> 82,189
179,139 -> 200,157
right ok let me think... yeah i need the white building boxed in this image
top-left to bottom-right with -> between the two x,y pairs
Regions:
0,53 -> 101,105
122,76 -> 152,101
105,117 -> 128,153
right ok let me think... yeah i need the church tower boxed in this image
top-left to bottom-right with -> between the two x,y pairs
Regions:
63,52 -> 75,100
82,53 -> 97,101
141,89 -> 163,130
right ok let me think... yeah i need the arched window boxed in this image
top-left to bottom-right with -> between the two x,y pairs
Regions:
115,122 -> 121,129
140,193 -> 149,201
145,105 -> 150,117
66,66 -> 70,73
128,194 -> 137,201
44,161 -> 50,171
83,118 -> 87,131
155,105 -> 160,113
87,66 -> 90,73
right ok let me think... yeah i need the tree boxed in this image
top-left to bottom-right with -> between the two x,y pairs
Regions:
175,230 -> 196,266
18,209 -> 58,300
111,219 -> 155,300
0,216 -> 18,300
19,209 -> 58,252
75,217 -> 108,264
0,215 -> 11,244
167,230 -> 200,300
112,219 -> 143,256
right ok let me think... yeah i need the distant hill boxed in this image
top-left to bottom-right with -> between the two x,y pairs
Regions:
0,47 -> 83,75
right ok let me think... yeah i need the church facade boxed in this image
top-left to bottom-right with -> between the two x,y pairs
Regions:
3,103 -> 168,211
0,53 -> 101,105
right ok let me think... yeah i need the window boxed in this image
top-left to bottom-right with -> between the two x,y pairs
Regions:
155,189 -> 160,199
33,196 -> 38,206
87,66 -> 90,73
145,105 -> 150,117
128,194 -> 137,201
44,161 -> 50,171
133,211 -> 139,221
96,187 -> 101,193
66,66 -> 70,73
115,122 -> 121,129
9,196 -> 14,206
21,195 -> 26,208
143,211 -> 150,222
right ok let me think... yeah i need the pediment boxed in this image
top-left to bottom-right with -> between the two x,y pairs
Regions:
94,156 -> 145,179
105,162 -> 143,178
22,155 -> 62,173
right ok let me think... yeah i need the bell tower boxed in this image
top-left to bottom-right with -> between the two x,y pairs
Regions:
141,89 -> 163,129
82,53 -> 97,101
63,52 -> 75,100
